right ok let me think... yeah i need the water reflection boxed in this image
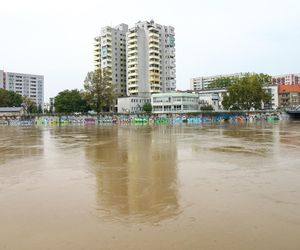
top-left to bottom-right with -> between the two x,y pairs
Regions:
85,126 -> 179,222
0,127 -> 44,164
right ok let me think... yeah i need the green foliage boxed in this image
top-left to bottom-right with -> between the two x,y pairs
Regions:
142,102 -> 152,113
54,89 -> 89,113
38,104 -> 43,114
0,89 -> 23,107
208,77 -> 235,89
222,74 -> 272,110
200,104 -> 214,111
84,69 -> 116,113
22,96 -> 37,113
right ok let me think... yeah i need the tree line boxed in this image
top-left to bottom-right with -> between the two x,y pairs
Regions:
0,88 -> 43,113
209,73 -> 272,110
54,69 -> 116,113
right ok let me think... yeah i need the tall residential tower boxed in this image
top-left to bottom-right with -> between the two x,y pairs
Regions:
127,20 -> 176,97
94,24 -> 128,97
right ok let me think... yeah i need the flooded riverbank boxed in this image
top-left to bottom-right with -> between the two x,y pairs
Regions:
0,121 -> 300,249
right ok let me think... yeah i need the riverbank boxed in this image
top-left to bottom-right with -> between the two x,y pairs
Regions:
0,111 -> 285,126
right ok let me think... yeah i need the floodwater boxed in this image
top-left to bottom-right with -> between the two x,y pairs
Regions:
0,122 -> 300,250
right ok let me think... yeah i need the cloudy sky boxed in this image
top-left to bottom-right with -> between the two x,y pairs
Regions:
0,0 -> 299,101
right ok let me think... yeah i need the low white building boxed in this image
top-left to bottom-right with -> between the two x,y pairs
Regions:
117,96 -> 151,113
198,89 -> 227,110
151,93 -> 199,113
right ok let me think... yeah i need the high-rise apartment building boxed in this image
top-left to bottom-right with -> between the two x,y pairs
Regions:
0,71 -> 44,108
272,74 -> 300,85
94,24 -> 128,97
126,20 -> 176,97
190,72 -> 252,91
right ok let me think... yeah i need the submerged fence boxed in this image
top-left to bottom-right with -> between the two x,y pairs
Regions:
0,112 -> 283,126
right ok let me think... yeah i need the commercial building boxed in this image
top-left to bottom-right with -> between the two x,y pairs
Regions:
272,74 -> 300,85
126,20 -> 176,96
151,93 -> 198,113
94,24 -> 128,97
0,71 -> 44,108
278,85 -> 300,108
190,72 -> 251,91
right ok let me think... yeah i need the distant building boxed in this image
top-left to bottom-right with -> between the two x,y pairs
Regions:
278,85 -> 300,108
151,93 -> 199,113
190,72 -> 251,91
127,20 -> 176,96
0,70 -> 4,88
117,96 -> 151,113
94,24 -> 128,97
0,71 -> 44,108
0,107 -> 26,117
272,74 -> 300,85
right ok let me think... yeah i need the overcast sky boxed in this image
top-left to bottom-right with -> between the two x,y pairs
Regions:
1,0 -> 299,101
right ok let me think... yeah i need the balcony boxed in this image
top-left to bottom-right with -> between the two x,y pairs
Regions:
128,44 -> 138,50
128,38 -> 138,43
129,89 -> 139,94
149,72 -> 160,77
128,71 -> 138,77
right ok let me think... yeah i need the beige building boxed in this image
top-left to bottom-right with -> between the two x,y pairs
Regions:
127,20 -> 176,97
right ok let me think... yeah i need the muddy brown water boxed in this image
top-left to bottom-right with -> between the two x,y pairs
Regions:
0,121 -> 300,250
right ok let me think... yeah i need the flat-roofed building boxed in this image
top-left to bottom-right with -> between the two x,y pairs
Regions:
117,96 -> 151,113
127,20 -> 176,96
94,23 -> 128,97
151,93 -> 199,113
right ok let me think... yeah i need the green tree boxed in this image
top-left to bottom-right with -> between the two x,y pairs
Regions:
54,89 -> 89,113
0,89 -> 23,107
222,74 -> 271,110
22,96 -> 38,113
208,77 -> 235,89
38,104 -> 43,113
22,96 -> 35,113
83,69 -> 116,113
142,102 -> 152,113
200,104 -> 214,111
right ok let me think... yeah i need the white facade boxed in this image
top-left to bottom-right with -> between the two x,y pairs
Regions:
151,93 -> 198,113
0,70 -> 3,89
117,96 -> 151,113
94,24 -> 128,97
198,93 -> 220,111
2,71 -> 44,108
263,85 -> 279,110
127,20 -> 176,96
198,89 -> 227,110
190,72 -> 252,91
